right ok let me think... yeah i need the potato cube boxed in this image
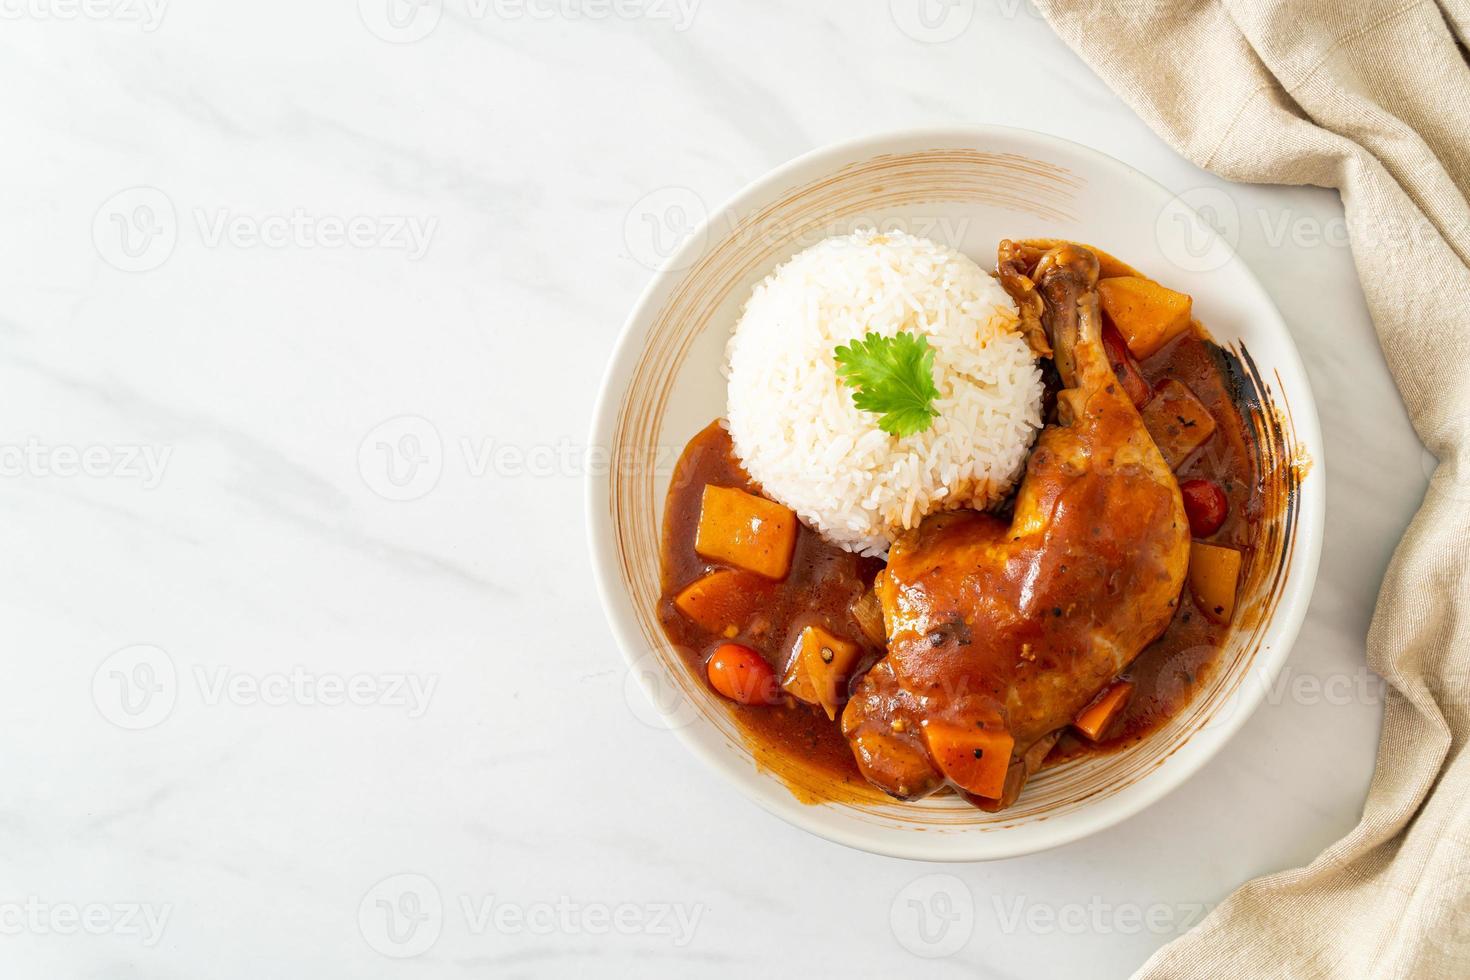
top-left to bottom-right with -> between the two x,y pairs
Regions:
781,625 -> 863,720
1098,276 -> 1194,359
1189,541 -> 1243,625
1141,379 -> 1218,469
694,485 -> 797,580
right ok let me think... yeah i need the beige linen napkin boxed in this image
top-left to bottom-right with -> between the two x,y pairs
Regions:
1029,0 -> 1470,976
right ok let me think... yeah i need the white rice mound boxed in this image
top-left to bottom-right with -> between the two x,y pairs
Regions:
725,229 -> 1043,557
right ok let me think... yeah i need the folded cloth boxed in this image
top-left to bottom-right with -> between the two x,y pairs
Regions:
1029,1 -> 1470,976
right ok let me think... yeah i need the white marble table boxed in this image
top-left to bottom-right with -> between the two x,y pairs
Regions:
0,2 -> 1421,976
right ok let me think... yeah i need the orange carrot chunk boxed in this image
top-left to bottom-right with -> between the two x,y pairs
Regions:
673,569 -> 775,635
1073,680 -> 1135,741
922,721 -> 1015,800
694,485 -> 798,580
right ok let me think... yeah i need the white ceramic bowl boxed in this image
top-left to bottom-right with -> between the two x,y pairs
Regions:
588,127 -> 1323,861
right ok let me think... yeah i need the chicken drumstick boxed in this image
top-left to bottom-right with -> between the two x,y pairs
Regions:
841,240 -> 1191,809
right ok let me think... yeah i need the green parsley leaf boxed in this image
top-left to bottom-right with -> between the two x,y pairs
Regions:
833,331 -> 941,437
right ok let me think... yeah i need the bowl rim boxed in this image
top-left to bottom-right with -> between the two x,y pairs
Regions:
586,124 -> 1326,861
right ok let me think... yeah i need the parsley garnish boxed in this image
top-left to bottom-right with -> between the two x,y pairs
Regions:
833,331 -> 941,437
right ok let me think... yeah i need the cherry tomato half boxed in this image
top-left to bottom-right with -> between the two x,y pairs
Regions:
1179,478 -> 1228,537
706,643 -> 780,706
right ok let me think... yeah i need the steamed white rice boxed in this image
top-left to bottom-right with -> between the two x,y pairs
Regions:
724,229 -> 1042,556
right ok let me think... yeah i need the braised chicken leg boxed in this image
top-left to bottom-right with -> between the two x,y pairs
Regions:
841,241 -> 1191,809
